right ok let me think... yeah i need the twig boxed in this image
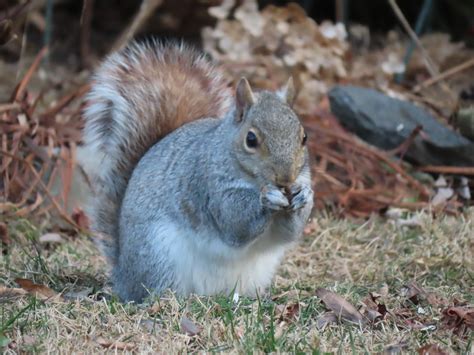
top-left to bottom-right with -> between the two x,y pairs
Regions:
317,127 -> 431,197
388,0 -> 438,77
28,10 -> 46,32
335,0 -> 347,24
0,149 -> 79,228
414,57 -> 474,92
43,0 -> 53,59
39,83 -> 90,123
80,0 -> 94,68
0,0 -> 31,22
418,165 -> 474,176
110,0 -> 163,53
11,47 -> 48,101
388,125 -> 422,158
395,0 -> 433,83
388,0 -> 456,105
0,102 -> 20,113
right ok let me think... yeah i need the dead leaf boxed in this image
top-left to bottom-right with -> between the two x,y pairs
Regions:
180,316 -> 201,336
417,344 -> 448,355
401,282 -> 446,306
401,282 -> 424,303
431,176 -> 454,206
381,53 -> 405,75
456,177 -> 471,200
315,288 -> 365,324
95,337 -> 136,351
441,306 -> 474,335
366,309 -> 383,322
148,302 -> 161,315
39,233 -> 64,244
0,286 -> 27,301
316,311 -> 337,330
361,293 -> 388,322
208,0 -> 235,20
72,208 -> 90,230
276,303 -> 300,322
15,278 -> 60,300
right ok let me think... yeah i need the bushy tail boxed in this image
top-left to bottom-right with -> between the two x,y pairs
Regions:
82,41 -> 233,266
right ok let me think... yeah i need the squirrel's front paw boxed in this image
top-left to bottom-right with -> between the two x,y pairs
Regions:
260,185 -> 289,211
288,184 -> 313,211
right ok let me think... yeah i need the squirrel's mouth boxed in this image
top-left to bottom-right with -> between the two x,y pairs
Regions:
274,174 -> 297,189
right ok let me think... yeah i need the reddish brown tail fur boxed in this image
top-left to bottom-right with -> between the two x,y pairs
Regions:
83,41 -> 233,264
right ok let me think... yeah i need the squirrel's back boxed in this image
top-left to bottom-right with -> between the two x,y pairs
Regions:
83,41 -> 233,265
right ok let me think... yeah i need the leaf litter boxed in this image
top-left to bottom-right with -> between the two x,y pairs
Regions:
1,0 -> 472,225
0,1 -> 473,353
315,288 -> 365,325
14,278 -> 61,301
441,305 -> 474,335
202,0 -> 473,217
180,316 -> 201,336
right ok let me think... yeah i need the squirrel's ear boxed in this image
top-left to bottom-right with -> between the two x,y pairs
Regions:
235,77 -> 255,122
277,77 -> 296,107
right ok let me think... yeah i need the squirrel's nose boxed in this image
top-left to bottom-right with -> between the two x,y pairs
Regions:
275,172 -> 297,188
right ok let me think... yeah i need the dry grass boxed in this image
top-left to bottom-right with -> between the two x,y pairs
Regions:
1,209 -> 473,353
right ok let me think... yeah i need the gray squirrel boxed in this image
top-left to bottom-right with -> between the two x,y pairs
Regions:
83,41 -> 314,302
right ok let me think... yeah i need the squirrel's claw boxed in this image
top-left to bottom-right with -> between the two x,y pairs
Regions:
261,186 -> 290,211
289,185 -> 313,211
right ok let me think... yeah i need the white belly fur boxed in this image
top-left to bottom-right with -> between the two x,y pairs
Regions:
152,220 -> 290,296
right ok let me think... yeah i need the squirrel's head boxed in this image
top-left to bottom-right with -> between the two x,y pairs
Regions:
232,77 -> 307,188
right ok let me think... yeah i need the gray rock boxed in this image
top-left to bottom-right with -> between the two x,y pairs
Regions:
328,85 -> 474,167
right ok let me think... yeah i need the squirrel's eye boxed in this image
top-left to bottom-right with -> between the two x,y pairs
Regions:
302,132 -> 307,146
246,131 -> 258,149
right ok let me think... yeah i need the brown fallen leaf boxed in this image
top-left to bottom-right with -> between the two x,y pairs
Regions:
441,306 -> 474,335
95,337 -> 136,351
0,286 -> 27,301
180,316 -> 201,336
315,288 -> 365,325
276,302 -> 300,323
15,278 -> 60,300
366,309 -> 383,322
39,233 -> 64,244
361,293 -> 388,322
402,282 -> 446,306
431,176 -> 454,206
316,311 -> 337,330
72,208 -> 90,230
148,301 -> 161,315
417,344 -> 448,355
401,282 -> 424,304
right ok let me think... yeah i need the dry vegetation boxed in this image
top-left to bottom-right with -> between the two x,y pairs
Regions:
1,209 -> 473,353
1,1 -> 474,353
